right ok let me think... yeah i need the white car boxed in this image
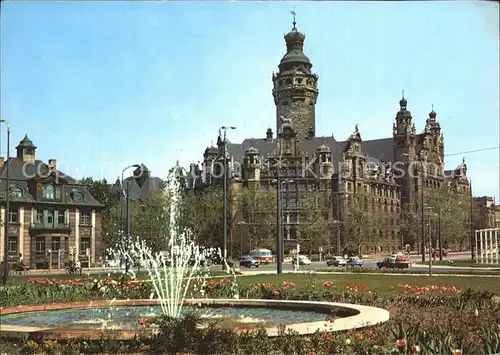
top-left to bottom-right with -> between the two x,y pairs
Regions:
104,259 -> 120,267
293,255 -> 312,265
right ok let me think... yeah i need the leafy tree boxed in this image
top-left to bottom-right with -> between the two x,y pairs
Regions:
425,187 -> 471,249
342,192 -> 383,256
181,186 -> 225,248
80,177 -> 121,249
130,189 -> 170,253
399,207 -> 420,250
236,185 -> 277,254
298,189 -> 331,256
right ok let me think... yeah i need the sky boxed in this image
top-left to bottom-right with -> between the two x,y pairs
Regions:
1,1 -> 499,200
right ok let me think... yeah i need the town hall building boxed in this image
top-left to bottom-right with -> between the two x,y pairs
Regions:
188,19 -> 471,255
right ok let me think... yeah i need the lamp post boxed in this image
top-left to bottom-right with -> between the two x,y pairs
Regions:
420,173 -> 425,262
272,178 -> 293,272
427,214 -> 432,276
336,166 -> 344,255
401,152 -> 425,261
468,178 -> 475,260
438,208 -> 442,261
220,126 -> 236,271
121,164 -> 141,273
0,120 -> 10,285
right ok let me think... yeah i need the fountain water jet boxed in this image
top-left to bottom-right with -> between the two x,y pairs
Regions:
112,162 -> 237,318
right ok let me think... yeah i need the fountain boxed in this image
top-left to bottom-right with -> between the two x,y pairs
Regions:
0,163 -> 390,340
124,161 -> 217,318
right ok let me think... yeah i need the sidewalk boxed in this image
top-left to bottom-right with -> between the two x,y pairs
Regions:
411,263 -> 499,271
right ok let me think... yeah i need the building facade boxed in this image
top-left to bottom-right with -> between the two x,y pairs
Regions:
0,135 -> 104,268
473,196 -> 498,229
189,20 -> 474,254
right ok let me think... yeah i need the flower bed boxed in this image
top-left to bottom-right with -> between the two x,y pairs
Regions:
1,274 -> 499,354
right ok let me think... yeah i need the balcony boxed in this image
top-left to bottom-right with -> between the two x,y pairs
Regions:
30,223 -> 71,231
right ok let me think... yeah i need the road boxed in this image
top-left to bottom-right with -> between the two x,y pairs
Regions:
17,252 -> 497,277
228,252 -> 500,275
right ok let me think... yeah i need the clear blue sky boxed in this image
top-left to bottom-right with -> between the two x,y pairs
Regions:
1,1 -> 499,200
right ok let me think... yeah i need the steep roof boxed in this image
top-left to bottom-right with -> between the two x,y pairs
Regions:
0,157 -> 103,207
227,135 -> 395,166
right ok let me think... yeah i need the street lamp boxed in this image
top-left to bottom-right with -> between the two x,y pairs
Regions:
271,178 -> 293,274
220,126 -> 236,271
402,152 -> 425,262
468,177 -> 475,260
0,119 -> 11,285
425,206 -> 442,276
120,164 -> 144,272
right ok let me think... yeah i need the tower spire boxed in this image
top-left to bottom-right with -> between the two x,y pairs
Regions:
402,89 -> 405,99
290,6 -> 296,28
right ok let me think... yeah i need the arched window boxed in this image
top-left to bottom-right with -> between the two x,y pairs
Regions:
11,187 -> 23,199
43,185 -> 55,199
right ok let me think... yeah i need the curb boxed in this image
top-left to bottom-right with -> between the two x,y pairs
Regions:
412,263 -> 499,270
237,271 -> 500,278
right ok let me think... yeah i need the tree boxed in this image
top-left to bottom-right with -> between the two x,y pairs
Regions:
425,187 -> 471,250
80,177 -> 121,249
130,189 -> 170,253
342,192 -> 383,256
236,186 -> 277,253
399,207 -> 420,250
181,186 -> 225,248
298,189 -> 331,256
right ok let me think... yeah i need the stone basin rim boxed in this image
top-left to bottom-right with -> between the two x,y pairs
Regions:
0,298 -> 390,339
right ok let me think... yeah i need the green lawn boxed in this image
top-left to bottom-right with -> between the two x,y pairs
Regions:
6,271 -> 500,294
233,273 -> 500,294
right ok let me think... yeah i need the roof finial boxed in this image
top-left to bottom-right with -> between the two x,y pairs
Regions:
290,6 -> 296,28
431,104 -> 434,111
402,89 -> 405,99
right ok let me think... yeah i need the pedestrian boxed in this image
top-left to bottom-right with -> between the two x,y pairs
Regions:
76,259 -> 82,275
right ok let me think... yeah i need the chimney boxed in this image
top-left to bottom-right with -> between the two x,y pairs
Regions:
0,157 -> 4,168
49,159 -> 57,171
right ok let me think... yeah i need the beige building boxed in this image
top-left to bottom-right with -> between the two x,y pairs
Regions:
0,135 -> 103,268
473,196 -> 498,229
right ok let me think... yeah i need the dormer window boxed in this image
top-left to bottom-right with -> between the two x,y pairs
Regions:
72,191 -> 84,202
11,186 -> 23,199
43,185 -> 55,199
43,184 -> 61,200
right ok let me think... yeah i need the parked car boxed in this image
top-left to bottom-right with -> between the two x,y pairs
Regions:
346,256 -> 364,267
326,256 -> 346,267
239,256 -> 260,268
104,259 -> 120,268
292,255 -> 312,266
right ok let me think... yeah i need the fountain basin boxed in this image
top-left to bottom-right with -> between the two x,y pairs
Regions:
0,299 -> 389,339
